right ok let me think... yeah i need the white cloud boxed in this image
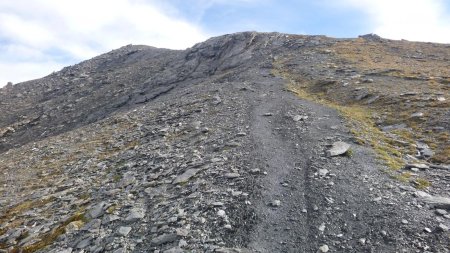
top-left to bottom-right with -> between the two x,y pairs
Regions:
339,0 -> 450,43
0,0 -> 209,87
0,62 -> 65,88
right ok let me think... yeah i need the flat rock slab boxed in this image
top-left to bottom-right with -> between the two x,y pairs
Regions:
326,141 -> 350,157
151,233 -> 179,246
118,226 -> 132,236
405,163 -> 429,170
416,191 -> 450,210
125,208 -> 146,221
172,169 -> 200,184
87,202 -> 105,219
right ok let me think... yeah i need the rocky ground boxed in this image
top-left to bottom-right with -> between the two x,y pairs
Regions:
0,32 -> 449,252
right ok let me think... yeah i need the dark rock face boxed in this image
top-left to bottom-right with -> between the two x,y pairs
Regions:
0,32 -> 275,153
0,32 -> 449,252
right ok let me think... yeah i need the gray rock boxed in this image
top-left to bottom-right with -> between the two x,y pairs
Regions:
416,191 -> 450,210
416,142 -> 434,157
102,214 -> 120,224
269,200 -> 281,207
373,196 -> 382,202
225,172 -> 240,179
163,246 -> 184,253
83,219 -> 101,232
319,245 -> 329,252
293,115 -> 308,121
405,163 -> 429,170
436,209 -> 448,216
250,168 -> 261,174
76,238 -> 92,249
215,248 -> 253,253
125,207 -> 146,221
410,112 -> 424,118
381,123 -> 407,132
399,185 -> 415,191
326,141 -> 350,157
318,168 -> 329,177
172,169 -> 200,184
113,248 -> 126,253
88,202 -> 105,219
118,226 -> 132,236
227,141 -> 241,147
318,223 -> 326,232
175,228 -> 189,237
65,221 -> 83,233
414,191 -> 431,198
179,239 -> 188,247
167,216 -> 178,223
211,157 -> 222,163
437,223 -> 449,232
421,148 -> 434,157
151,233 -> 179,246
217,210 -> 226,217
212,95 -> 222,105
120,171 -> 136,187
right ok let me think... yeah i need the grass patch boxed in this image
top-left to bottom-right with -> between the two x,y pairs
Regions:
415,178 -> 431,189
431,146 -> 450,164
285,80 -> 405,170
0,197 -> 55,227
392,172 -> 412,183
344,148 -> 354,157
10,210 -> 87,253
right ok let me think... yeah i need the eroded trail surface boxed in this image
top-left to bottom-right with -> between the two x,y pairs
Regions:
238,68 -> 448,252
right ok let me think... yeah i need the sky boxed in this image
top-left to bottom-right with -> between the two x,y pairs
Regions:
0,0 -> 449,87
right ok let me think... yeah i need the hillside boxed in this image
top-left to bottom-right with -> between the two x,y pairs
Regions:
0,32 -> 449,252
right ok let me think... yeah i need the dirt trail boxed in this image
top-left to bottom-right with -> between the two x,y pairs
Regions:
242,70 -> 448,252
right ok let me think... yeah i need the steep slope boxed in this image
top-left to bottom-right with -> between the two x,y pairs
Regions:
0,32 -> 449,253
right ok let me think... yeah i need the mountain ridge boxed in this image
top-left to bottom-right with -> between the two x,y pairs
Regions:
0,32 -> 449,252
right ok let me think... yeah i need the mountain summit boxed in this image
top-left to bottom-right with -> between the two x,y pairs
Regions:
0,32 -> 449,252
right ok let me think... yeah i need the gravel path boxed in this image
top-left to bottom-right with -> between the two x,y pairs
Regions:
237,67 -> 449,252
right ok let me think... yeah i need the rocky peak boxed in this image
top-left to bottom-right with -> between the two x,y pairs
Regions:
0,32 -> 449,252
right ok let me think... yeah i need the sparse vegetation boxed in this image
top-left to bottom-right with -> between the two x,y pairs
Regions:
415,178 -> 431,189
18,211 -> 87,253
344,148 -> 353,157
273,36 -> 449,166
284,79 -> 406,170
